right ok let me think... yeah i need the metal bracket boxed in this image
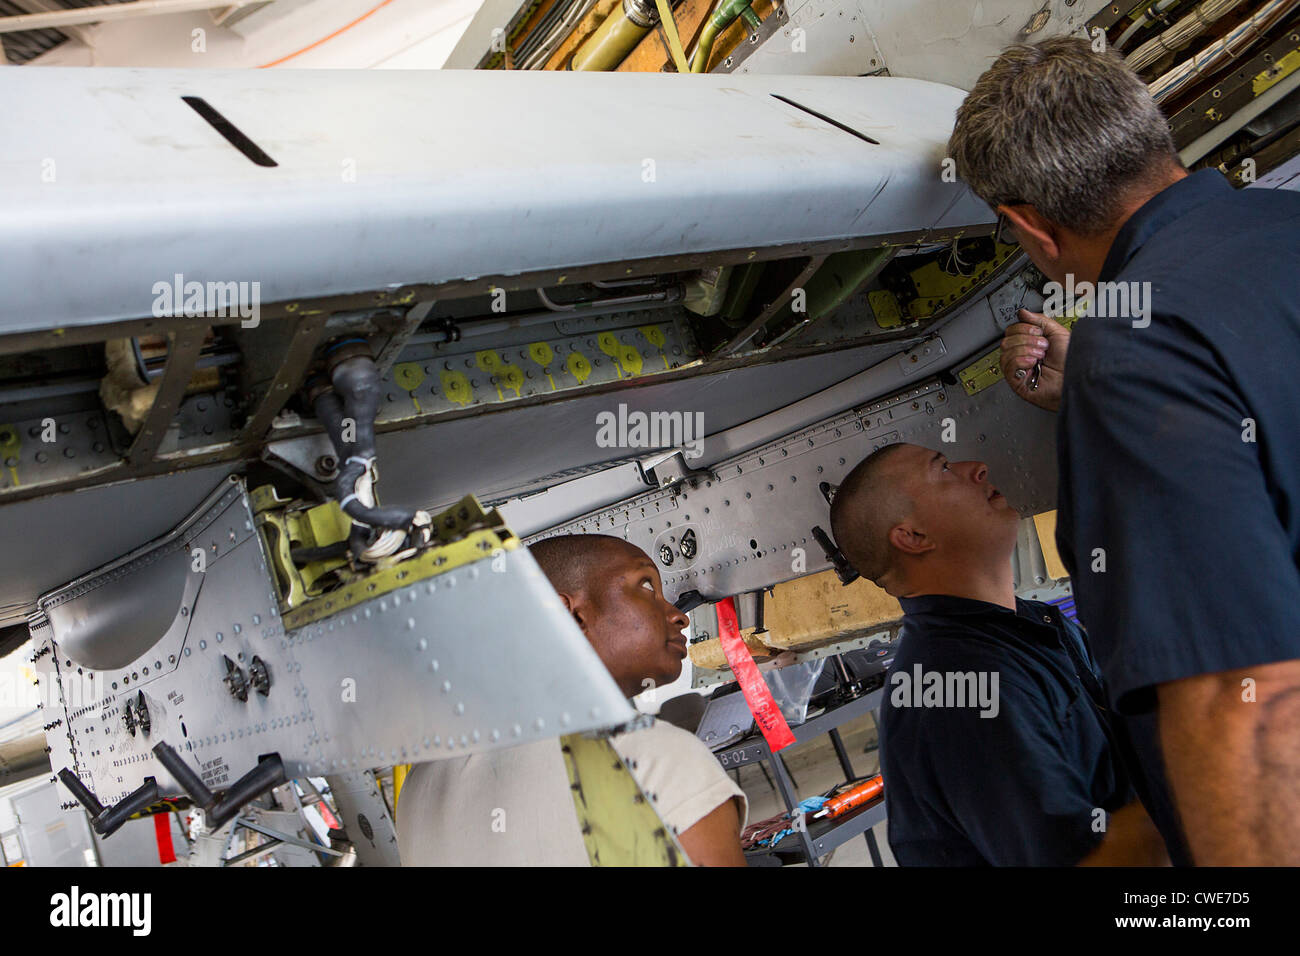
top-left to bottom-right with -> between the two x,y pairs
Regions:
126,326 -> 207,465
238,314 -> 330,444
372,300 -> 437,376
234,814 -> 344,857
715,2 -> 787,73
719,255 -> 829,355
642,451 -> 714,490
896,336 -> 947,377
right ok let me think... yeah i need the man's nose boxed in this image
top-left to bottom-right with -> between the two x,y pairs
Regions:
665,600 -> 689,631
955,460 -> 989,483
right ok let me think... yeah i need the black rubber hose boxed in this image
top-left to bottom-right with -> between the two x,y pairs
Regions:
94,778 -> 160,837
207,755 -> 287,829
290,542 -> 350,563
58,767 -> 105,817
311,388 -> 372,559
312,385 -> 410,560
312,385 -> 347,451
152,741 -> 215,810
330,355 -> 381,458
318,357 -> 417,532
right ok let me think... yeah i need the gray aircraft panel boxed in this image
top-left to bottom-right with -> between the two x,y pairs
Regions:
0,464 -> 236,628
1,68 -> 987,332
371,337 -> 907,513
35,478 -> 634,807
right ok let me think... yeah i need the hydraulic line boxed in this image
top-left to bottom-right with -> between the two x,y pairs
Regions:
569,0 -> 659,70
535,285 -> 680,311
311,340 -> 427,563
406,294 -> 681,344
515,0 -> 576,64
690,0 -> 760,72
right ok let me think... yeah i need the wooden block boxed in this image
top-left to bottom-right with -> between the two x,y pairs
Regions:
1033,510 -> 1069,581
688,628 -> 773,669
760,569 -> 902,649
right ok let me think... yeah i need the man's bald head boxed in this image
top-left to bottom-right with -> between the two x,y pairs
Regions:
829,443 -> 915,587
529,533 -> 632,598
830,443 -> 1021,598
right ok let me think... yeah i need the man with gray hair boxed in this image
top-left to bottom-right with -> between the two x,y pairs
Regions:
950,36 -> 1300,865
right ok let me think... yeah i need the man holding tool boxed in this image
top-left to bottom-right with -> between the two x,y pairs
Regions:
951,36 -> 1300,865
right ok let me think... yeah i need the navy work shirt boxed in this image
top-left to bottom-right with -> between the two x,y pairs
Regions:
1055,169 -> 1300,864
879,595 -> 1134,866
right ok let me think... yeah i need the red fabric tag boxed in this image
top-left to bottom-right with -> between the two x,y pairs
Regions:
716,597 -> 796,752
154,812 -> 176,865
317,801 -> 340,830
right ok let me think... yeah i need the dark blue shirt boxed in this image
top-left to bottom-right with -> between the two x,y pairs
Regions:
1055,169 -> 1300,864
879,595 -> 1134,866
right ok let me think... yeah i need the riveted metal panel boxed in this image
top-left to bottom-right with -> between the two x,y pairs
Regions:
534,372 -> 1059,602
36,478 -> 634,817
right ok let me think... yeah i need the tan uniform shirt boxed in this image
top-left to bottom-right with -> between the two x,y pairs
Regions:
397,719 -> 748,865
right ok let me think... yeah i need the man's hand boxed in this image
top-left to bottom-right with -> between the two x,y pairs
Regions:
1000,309 -> 1071,412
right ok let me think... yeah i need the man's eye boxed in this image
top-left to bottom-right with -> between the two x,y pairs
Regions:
641,580 -> 654,591
941,461 -> 951,472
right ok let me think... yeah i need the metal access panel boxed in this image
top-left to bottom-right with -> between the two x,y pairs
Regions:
33,476 -> 633,814
0,68 -> 988,333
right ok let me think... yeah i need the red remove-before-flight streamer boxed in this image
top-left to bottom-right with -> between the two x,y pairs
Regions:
715,597 -> 796,752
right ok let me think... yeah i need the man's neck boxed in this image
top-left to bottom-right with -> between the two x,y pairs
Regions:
1071,165 -> 1190,284
899,564 -> 1016,611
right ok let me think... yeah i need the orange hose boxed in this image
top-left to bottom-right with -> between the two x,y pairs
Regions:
258,0 -> 397,68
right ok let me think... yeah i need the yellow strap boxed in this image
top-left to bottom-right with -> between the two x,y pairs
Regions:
654,0 -> 691,75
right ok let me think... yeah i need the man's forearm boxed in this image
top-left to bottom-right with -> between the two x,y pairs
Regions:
1078,800 -> 1169,866
1157,660 -> 1300,865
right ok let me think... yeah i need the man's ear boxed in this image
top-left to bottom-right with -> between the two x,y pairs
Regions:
888,521 -> 935,557
557,591 -> 590,635
1000,204 -> 1061,261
